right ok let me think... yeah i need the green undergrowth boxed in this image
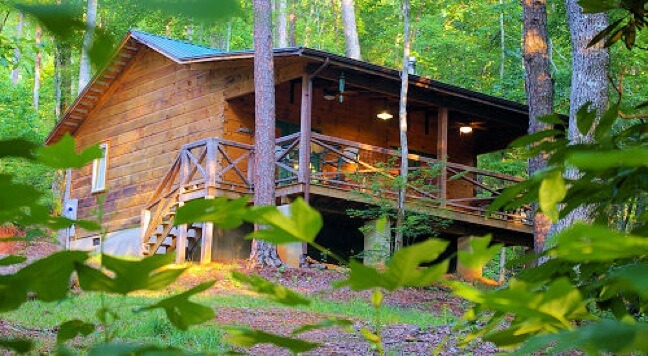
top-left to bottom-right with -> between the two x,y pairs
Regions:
1,291 -> 453,352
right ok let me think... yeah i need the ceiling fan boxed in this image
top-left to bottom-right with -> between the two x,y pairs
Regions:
322,72 -> 360,102
453,121 -> 487,133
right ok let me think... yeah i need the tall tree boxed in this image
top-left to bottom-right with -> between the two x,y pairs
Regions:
551,0 -> 609,233
288,0 -> 296,46
78,0 -> 97,93
340,0 -> 361,59
11,12 -> 23,84
55,43 -> 73,118
33,26 -> 41,110
277,0 -> 288,47
522,0 -> 553,257
394,0 -> 411,251
248,0 -> 283,268
498,0 -> 505,82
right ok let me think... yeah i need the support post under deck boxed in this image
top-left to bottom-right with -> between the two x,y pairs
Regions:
437,107 -> 448,207
299,74 -> 313,202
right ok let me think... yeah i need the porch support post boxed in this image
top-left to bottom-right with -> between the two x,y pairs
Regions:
363,218 -> 391,266
456,236 -> 483,281
205,138 -> 218,197
437,107 -> 448,207
139,209 -> 150,256
299,74 -> 313,201
200,221 -> 214,264
276,204 -> 306,267
175,202 -> 187,264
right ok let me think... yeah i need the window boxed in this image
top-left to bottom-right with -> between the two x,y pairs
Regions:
91,143 -> 108,193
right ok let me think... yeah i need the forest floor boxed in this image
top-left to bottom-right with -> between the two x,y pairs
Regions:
0,240 -> 498,355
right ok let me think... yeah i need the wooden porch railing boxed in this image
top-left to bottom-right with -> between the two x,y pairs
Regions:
142,133 -> 530,257
283,133 -> 530,224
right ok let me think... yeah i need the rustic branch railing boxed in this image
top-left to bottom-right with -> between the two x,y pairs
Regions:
305,133 -> 530,224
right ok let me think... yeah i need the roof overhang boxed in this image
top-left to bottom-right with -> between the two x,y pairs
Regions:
46,30 -> 534,147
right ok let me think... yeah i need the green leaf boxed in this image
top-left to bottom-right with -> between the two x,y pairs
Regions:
0,138 -> 37,159
578,0 -> 619,13
247,198 -> 322,244
550,223 -> 648,262
360,327 -> 381,343
337,239 -> 449,291
141,281 -> 215,330
225,326 -> 319,353
452,278 -> 591,348
587,17 -> 625,47
594,104 -> 619,140
509,130 -> 562,148
515,320 -> 648,355
0,255 -> 26,266
88,343 -> 185,356
539,170 -> 566,221
17,251 -> 89,302
599,263 -> 648,299
230,271 -> 310,306
457,235 -> 503,270
76,254 -> 185,295
0,338 -> 33,353
37,133 -> 103,169
567,147 -> 648,169
536,113 -> 566,125
0,174 -> 42,214
576,102 -> 596,136
291,317 -> 354,335
371,289 -> 383,308
133,0 -> 241,23
57,320 -> 95,344
14,3 -> 84,43
175,196 -> 250,229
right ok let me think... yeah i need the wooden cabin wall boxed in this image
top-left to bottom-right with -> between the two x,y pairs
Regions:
71,49 -> 226,238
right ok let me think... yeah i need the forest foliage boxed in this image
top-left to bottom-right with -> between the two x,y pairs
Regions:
0,0 -> 646,354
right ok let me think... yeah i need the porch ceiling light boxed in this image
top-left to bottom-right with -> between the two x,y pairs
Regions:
459,125 -> 473,134
377,110 -> 393,120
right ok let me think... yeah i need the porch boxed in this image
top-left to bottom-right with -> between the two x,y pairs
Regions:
140,132 -> 532,263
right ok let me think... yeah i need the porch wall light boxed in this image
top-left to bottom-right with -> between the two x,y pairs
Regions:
459,126 -> 473,134
377,111 -> 393,120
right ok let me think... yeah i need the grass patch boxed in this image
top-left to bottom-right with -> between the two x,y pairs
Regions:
2,290 -> 453,352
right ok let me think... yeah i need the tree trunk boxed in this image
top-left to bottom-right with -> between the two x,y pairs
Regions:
277,0 -> 288,47
55,43 -> 73,118
226,18 -> 233,52
33,26 -> 42,110
78,0 -> 97,94
499,0 -> 505,82
523,0 -> 554,259
551,0 -> 609,234
340,0 -> 361,60
11,13 -> 23,85
395,0 -> 411,252
288,0 -> 296,47
248,0 -> 283,268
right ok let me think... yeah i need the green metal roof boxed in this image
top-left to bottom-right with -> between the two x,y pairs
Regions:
130,30 -> 221,61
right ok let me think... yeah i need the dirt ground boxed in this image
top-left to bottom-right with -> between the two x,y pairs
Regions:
0,241 -> 497,355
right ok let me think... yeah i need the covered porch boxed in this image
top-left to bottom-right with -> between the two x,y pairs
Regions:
141,56 -> 533,263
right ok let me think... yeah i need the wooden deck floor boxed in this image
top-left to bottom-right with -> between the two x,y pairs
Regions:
277,182 -> 533,247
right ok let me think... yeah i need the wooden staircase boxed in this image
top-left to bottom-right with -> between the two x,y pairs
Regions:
140,138 -> 254,263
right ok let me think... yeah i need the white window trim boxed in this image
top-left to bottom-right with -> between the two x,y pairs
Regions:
91,143 -> 108,193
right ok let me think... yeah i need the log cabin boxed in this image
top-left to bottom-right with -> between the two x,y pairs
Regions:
46,30 -> 533,270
